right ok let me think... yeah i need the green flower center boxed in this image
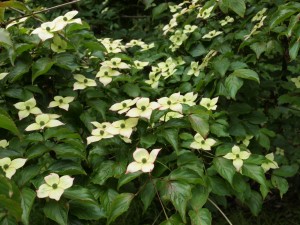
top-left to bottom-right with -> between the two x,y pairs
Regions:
120,123 -> 125,129
100,130 -> 104,135
40,121 -> 45,126
46,27 -> 50,31
109,47 -> 113,50
83,79 -> 88,83
58,45 -> 62,49
167,100 -> 172,105
142,158 -> 147,164
141,106 -> 146,111
104,71 -> 109,76
201,140 -> 205,144
3,164 -> 9,170
59,99 -> 63,104
52,183 -> 58,189
182,98 -> 186,102
206,103 -> 210,107
122,103 -> 127,108
102,125 -> 106,128
137,63 -> 140,66
63,17 -> 68,21
26,106 -> 31,111
113,61 -> 117,66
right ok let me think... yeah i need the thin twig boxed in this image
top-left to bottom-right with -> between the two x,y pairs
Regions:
208,198 -> 233,225
149,174 -> 169,221
4,0 -> 81,25
121,15 -> 150,18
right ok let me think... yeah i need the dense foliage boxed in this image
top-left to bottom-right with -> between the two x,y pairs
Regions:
0,0 -> 299,224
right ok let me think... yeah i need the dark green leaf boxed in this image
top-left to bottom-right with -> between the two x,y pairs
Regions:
213,157 -> 236,185
230,69 -> 260,83
189,208 -> 212,225
224,74 -> 243,99
32,57 -> 54,82
44,201 -> 68,225
20,188 -> 36,225
189,114 -> 209,137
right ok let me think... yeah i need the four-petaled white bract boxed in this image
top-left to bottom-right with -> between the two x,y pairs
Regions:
14,97 -> 42,120
200,97 -> 219,110
261,153 -> 279,172
0,139 -> 9,148
190,133 -> 216,151
157,92 -> 182,113
223,145 -> 251,172
106,118 -> 139,138
87,122 -> 114,145
37,173 -> 74,201
25,114 -> 64,131
73,74 -> 97,90
49,96 -> 75,111
126,148 -> 161,173
126,97 -> 160,119
109,98 -> 139,114
96,66 -> 121,86
0,157 -> 26,179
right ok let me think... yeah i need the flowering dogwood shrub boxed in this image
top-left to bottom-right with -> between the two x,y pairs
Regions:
0,0 -> 299,224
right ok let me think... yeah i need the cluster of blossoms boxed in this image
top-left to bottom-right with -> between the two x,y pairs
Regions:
244,8 -> 267,40
222,145 -> 279,173
31,10 -> 82,41
145,57 -> 184,88
13,96 -> 75,131
87,118 -> 139,144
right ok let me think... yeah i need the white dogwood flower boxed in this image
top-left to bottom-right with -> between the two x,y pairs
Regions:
202,30 -> 222,39
145,72 -> 161,89
106,118 -> 139,138
223,145 -> 251,172
0,157 -> 26,179
0,72 -> 8,80
101,58 -> 130,69
53,11 -> 82,30
14,97 -> 42,120
31,21 -> 58,41
73,74 -> 96,90
96,66 -> 121,86
25,114 -> 64,131
109,98 -> 139,114
133,60 -> 149,70
87,122 -> 114,145
37,173 -> 74,201
187,61 -> 201,77
160,111 -> 183,122
157,92 -> 182,113
126,148 -> 161,173
261,153 -> 279,172
49,96 -> 74,111
200,97 -> 219,110
190,133 -> 216,151
126,98 -> 160,119
0,140 -> 9,148
179,92 -> 198,106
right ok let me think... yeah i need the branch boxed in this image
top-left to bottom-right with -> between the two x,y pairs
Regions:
4,0 -> 81,26
208,198 -> 233,225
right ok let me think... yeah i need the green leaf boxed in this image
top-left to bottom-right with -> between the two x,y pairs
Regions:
213,157 -> 236,185
188,208 -> 212,225
242,164 -> 267,187
189,114 -> 209,137
107,193 -> 134,225
140,182 -> 156,212
158,180 -> 192,223
212,57 -> 230,77
271,175 -> 289,198
273,164 -> 299,178
32,57 -> 54,82
20,188 -> 36,225
188,43 -> 206,57
189,186 -> 210,211
224,74 -> 243,99
250,42 -> 266,59
43,201 -> 68,225
161,129 -> 179,154
140,134 -> 157,148
92,161 -> 115,185
160,214 -> 185,225
117,172 -> 142,189
245,191 -> 262,216
169,168 -> 203,185
289,40 -> 300,61
63,186 -> 97,201
69,199 -> 106,220
53,53 -> 79,71
123,83 -> 140,97
269,3 -> 300,29
0,196 -> 22,221
230,69 -> 260,83
152,3 -> 169,20
0,28 -> 12,48
223,0 -> 246,17
48,160 -> 86,175
0,110 -> 22,138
